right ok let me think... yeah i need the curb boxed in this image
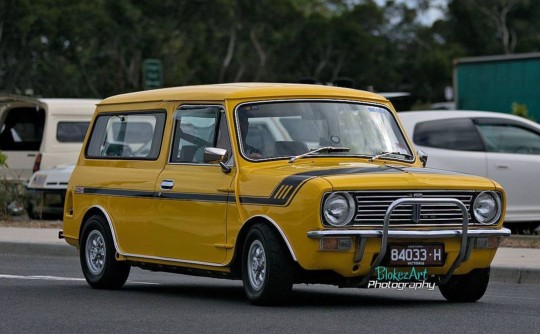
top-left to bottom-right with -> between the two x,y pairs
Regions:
490,267 -> 540,285
1,242 -> 539,285
0,242 -> 77,257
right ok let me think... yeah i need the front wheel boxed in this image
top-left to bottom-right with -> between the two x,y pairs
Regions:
439,267 -> 490,302
242,224 -> 294,305
80,215 -> 130,289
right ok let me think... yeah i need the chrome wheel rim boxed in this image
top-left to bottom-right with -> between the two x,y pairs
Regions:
86,230 -> 106,275
247,240 -> 266,291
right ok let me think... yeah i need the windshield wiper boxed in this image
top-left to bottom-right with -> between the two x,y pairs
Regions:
289,146 -> 350,163
368,151 -> 412,162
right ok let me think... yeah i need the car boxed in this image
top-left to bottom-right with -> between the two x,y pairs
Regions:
399,110 -> 540,233
25,164 -> 74,219
61,83 -> 510,305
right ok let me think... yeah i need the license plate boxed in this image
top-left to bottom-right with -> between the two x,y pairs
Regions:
386,244 -> 445,267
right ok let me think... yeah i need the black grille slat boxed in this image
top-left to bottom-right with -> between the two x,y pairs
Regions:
353,191 -> 473,225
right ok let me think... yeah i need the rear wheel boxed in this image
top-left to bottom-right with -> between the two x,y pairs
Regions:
80,215 -> 130,289
242,224 -> 294,305
439,267 -> 490,302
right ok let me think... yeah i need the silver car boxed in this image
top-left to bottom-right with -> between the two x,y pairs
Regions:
399,110 -> 540,233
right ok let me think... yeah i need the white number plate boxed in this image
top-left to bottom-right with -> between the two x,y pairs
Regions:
387,244 -> 444,266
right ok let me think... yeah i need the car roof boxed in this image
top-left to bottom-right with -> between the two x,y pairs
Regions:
400,110 -> 539,124
99,83 -> 388,105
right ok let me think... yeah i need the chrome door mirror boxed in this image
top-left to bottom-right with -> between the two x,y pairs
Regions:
418,150 -> 428,167
203,147 -> 231,173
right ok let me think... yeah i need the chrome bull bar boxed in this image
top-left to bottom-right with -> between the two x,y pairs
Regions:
307,197 -> 511,286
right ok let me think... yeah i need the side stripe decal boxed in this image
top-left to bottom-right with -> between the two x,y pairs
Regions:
78,166 -> 435,207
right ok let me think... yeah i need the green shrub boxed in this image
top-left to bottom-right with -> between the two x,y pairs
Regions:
0,150 -> 7,168
512,102 -> 535,121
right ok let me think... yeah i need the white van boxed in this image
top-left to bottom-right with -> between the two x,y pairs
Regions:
0,96 -> 100,180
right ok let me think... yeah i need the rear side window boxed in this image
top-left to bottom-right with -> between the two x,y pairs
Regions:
0,107 -> 45,151
413,118 -> 484,151
57,122 -> 90,142
86,111 -> 166,159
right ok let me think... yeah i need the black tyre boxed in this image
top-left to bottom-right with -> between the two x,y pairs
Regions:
242,224 -> 294,305
80,215 -> 130,289
439,267 -> 490,302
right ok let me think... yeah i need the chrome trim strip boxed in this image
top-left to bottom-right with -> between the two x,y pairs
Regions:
307,228 -> 511,238
120,252 -> 227,268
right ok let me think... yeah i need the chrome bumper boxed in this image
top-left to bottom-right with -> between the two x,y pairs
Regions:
308,198 -> 511,285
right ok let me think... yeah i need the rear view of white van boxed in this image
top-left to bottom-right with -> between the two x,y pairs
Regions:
0,96 -> 99,180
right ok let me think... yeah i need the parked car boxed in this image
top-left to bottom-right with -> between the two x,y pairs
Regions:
0,96 -> 99,180
399,110 -> 540,233
25,164 -> 74,219
62,83 -> 509,305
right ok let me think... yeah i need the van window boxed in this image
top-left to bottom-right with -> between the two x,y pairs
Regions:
86,111 -> 166,159
57,122 -> 90,142
170,106 -> 223,163
0,107 -> 45,151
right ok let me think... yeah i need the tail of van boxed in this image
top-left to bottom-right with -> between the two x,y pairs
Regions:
0,96 -> 99,180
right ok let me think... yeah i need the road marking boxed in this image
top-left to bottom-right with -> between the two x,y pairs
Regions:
0,274 -> 160,285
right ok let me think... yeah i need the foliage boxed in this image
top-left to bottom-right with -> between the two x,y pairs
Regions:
0,179 -> 26,219
0,150 -> 7,168
512,102 -> 535,121
1,0 -> 539,104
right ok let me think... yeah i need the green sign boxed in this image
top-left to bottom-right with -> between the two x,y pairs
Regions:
143,59 -> 163,90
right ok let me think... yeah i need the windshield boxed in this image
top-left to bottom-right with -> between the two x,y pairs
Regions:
236,101 -> 412,161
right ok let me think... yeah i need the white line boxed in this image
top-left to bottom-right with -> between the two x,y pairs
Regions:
0,274 -> 160,285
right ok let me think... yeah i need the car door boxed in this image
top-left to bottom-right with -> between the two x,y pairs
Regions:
153,105 -> 235,264
410,117 -> 487,176
474,118 -> 540,221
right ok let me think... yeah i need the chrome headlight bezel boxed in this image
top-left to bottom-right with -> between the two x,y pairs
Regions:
472,191 -> 502,225
322,192 -> 356,227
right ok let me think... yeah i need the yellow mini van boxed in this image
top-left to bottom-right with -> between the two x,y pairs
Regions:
62,83 -> 510,305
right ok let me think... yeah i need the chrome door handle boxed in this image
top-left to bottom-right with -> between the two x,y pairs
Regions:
160,179 -> 174,190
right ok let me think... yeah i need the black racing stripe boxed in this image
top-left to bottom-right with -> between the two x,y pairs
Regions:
239,166 -> 397,206
82,188 -> 156,198
81,187 -> 228,203
160,192 -> 229,202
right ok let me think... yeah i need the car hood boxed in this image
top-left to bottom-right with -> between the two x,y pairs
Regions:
243,161 -> 498,193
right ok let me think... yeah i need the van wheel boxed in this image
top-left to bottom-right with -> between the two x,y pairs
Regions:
80,215 -> 130,289
242,224 -> 294,305
439,267 -> 490,302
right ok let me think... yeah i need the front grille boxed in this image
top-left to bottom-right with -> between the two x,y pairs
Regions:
353,191 -> 474,225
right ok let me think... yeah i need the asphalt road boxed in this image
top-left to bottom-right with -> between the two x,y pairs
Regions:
1,254 -> 539,334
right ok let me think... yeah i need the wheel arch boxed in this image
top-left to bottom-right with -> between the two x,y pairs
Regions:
80,205 -> 122,255
231,215 -> 298,275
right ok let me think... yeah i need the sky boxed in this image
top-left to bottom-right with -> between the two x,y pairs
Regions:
374,0 -> 447,25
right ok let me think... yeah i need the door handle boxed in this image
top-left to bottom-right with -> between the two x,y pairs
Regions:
495,165 -> 509,170
160,179 -> 174,190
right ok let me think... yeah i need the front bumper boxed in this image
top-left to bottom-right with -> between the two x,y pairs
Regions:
308,198 -> 511,285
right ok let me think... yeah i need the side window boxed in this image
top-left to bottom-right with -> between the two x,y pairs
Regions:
413,118 -> 484,151
477,124 -> 540,154
86,111 -> 166,159
0,107 -> 45,151
57,122 -> 90,142
170,106 -> 223,164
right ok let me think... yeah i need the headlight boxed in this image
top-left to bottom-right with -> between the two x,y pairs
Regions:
323,192 -> 355,227
472,191 -> 502,225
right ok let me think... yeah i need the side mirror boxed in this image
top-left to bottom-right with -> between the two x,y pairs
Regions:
418,150 -> 428,167
203,147 -> 231,173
